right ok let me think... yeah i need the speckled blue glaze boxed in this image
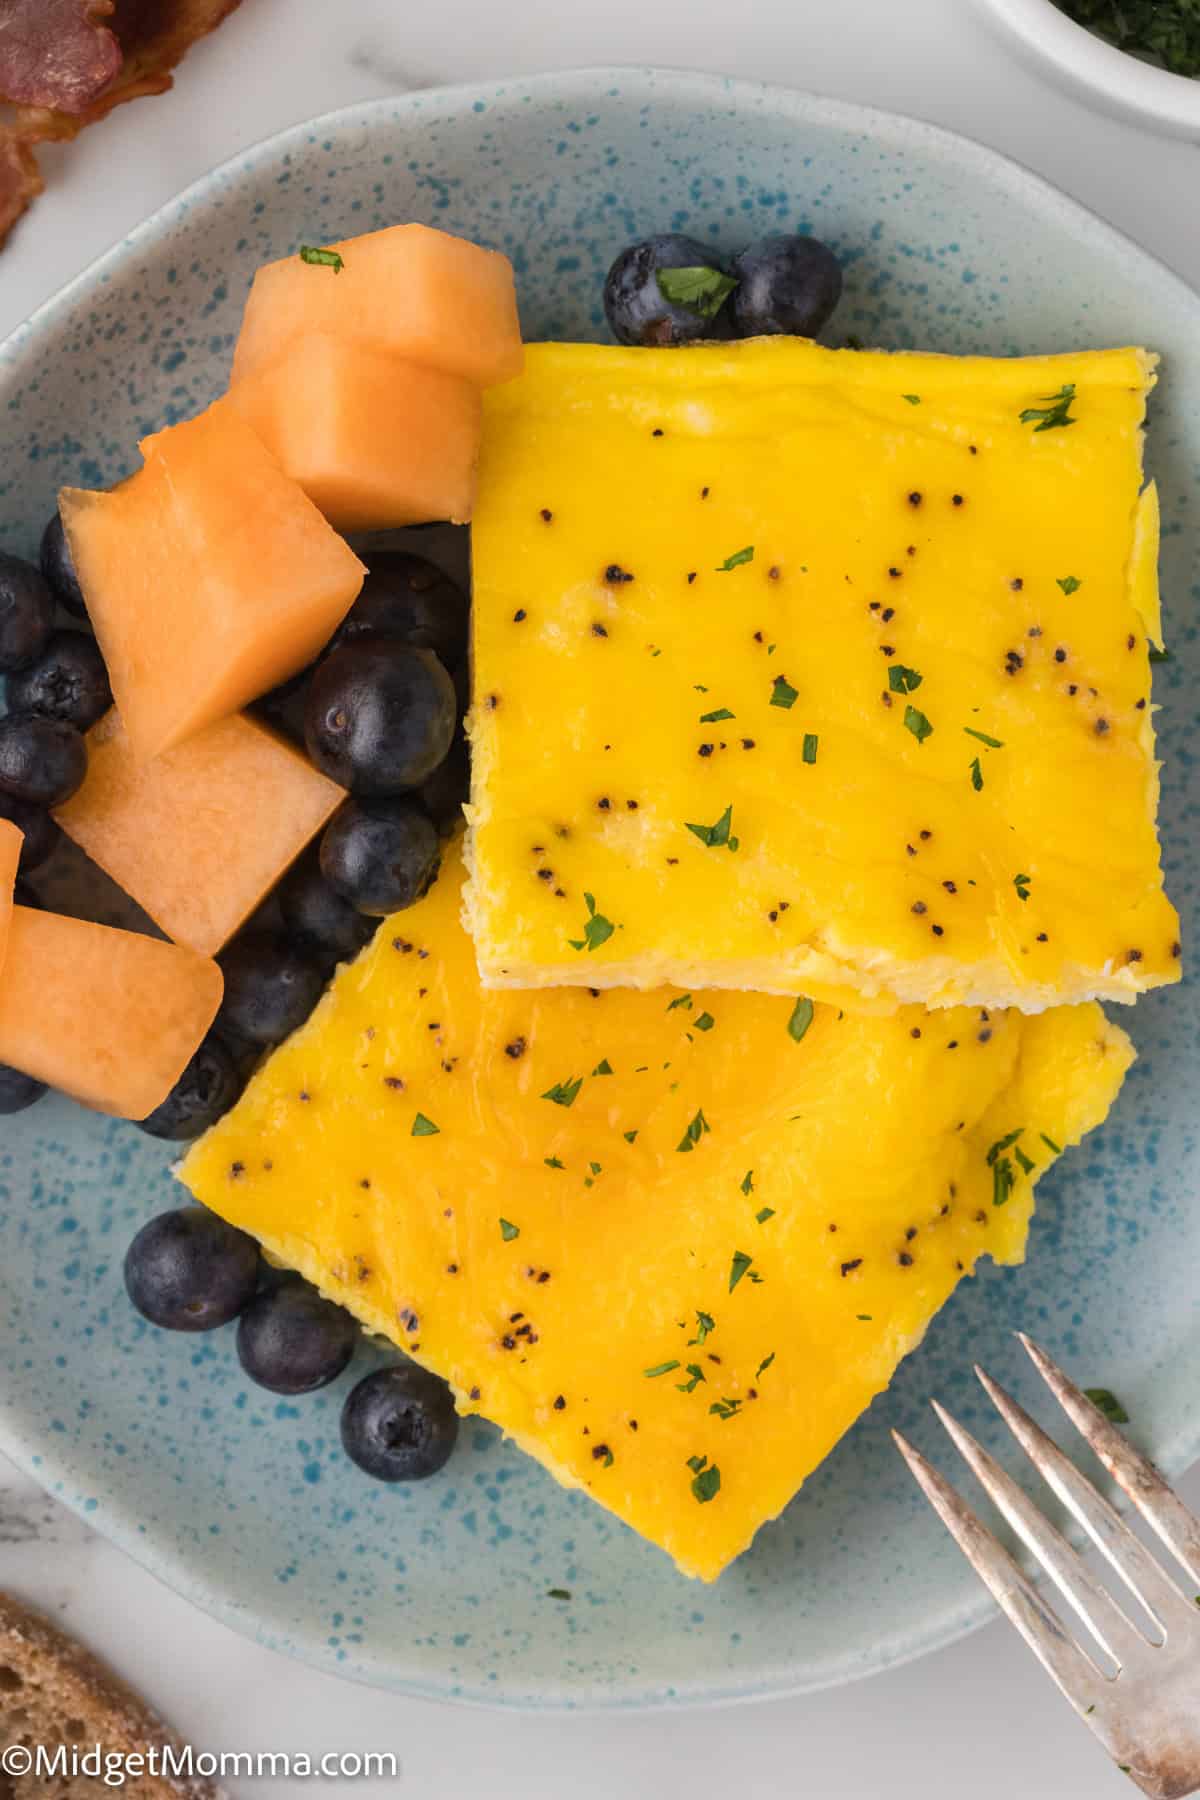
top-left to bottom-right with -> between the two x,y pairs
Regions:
0,68 -> 1197,1711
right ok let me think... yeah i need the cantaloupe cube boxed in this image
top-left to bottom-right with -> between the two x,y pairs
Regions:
59,401 -> 365,762
230,224 -> 523,391
54,710 -> 346,956
0,818 -> 20,980
227,335 -> 481,532
0,907 -> 222,1118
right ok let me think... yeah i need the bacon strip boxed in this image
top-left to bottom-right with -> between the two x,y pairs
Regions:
0,0 -> 246,252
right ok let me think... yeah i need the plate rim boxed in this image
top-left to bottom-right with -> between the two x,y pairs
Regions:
2,62 -> 1198,1712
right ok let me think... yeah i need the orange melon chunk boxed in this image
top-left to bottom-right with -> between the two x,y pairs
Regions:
0,818 -> 20,980
0,906 -> 222,1118
228,335 -> 481,532
230,224 -> 523,391
59,400 -> 365,762
55,710 -> 346,956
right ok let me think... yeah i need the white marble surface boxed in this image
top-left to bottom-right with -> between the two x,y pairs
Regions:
3,2 -> 1199,1794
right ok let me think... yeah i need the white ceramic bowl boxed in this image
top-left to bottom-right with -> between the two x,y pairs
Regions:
979,0 -> 1200,138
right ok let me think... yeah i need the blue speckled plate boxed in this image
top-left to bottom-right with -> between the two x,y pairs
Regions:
1,68 -> 1197,1710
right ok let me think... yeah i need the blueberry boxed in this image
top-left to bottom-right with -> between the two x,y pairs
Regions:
39,512 -> 88,618
0,1062 -> 48,1115
216,933 -> 326,1049
329,554 -> 469,669
277,847 -> 376,961
417,734 -> 470,836
603,234 -> 736,348
305,641 -> 456,797
254,667 -> 311,747
124,1205 -> 260,1332
0,551 -> 54,672
730,233 -> 843,340
5,630 -> 112,731
137,1035 -> 244,1140
0,793 -> 60,872
340,1364 -> 458,1481
320,800 -> 439,916
236,1281 -> 358,1394
0,713 -> 87,808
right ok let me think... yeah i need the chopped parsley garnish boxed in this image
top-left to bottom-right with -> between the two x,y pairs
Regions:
592,1058 -> 614,1076
802,732 -> 819,764
596,1445 -> 614,1468
740,1170 -> 755,1195
888,664 -> 923,695
969,756 -> 984,792
987,1129 -> 1025,1164
689,1311 -> 715,1346
1054,3 -> 1200,79
544,1156 -> 565,1169
964,726 -> 1004,748
1040,1132 -> 1063,1155
677,1108 -> 711,1153
709,1397 -> 743,1421
729,1250 -> 754,1292
644,1360 -> 681,1378
902,393 -> 922,405
623,1129 -> 639,1144
691,1463 -> 721,1503
1019,382 -> 1077,432
787,996 -> 815,1043
756,1351 -> 775,1378
857,1314 -> 873,1322
589,1160 -> 603,1176
1149,647 -> 1172,664
411,1112 -> 440,1136
499,1218 -> 520,1241
1057,575 -> 1082,595
686,804 -> 739,851
756,1207 -> 775,1224
694,1011 -> 715,1032
716,545 -> 755,572
1014,871 -> 1032,902
700,707 -> 736,723
299,244 -> 344,272
667,993 -> 693,1012
993,1157 -> 1016,1207
1014,1145 -> 1036,1176
546,1588 -> 572,1601
656,265 -> 739,317
771,674 -> 799,710
568,891 -> 616,953
677,1363 -> 706,1393
542,1076 -> 584,1107
686,1454 -> 707,1472
903,705 -> 933,744
1085,1387 -> 1130,1425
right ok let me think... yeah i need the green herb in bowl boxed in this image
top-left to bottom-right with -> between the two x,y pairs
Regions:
1054,0 -> 1200,76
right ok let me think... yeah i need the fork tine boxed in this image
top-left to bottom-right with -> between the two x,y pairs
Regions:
1020,1335 -> 1200,1586
975,1364 -> 1197,1634
931,1399 -> 1150,1667
892,1430 -> 1104,1702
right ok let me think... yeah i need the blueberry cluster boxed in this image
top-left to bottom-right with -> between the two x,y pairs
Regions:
124,1205 -> 458,1482
603,230 -> 844,349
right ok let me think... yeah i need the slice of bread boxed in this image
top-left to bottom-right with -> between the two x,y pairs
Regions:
0,1589 -> 217,1799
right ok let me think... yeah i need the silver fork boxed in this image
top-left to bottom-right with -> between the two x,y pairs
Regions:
894,1333 -> 1200,1798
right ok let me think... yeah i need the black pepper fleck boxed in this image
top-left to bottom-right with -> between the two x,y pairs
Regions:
952,494 -> 964,507
513,608 -> 527,622
931,924 -> 944,937
604,564 -> 633,585
553,1395 -> 566,1410
908,492 -> 922,507
911,1027 -> 922,1039
898,1251 -> 914,1267
591,622 -> 609,638
1095,717 -> 1111,735
540,508 -> 553,522
1127,947 -> 1143,963
911,901 -> 928,915
698,743 -> 714,758
841,1258 -> 863,1277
